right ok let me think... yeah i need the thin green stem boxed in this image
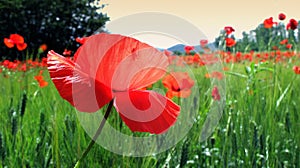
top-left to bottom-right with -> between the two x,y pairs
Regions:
74,99 -> 114,168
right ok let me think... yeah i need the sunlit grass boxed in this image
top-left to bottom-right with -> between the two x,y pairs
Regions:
0,58 -> 299,167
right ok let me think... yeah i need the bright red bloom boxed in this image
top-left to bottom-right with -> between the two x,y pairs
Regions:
39,44 -> 48,52
162,72 -> 194,99
200,39 -> 208,47
184,46 -> 194,54
47,33 -> 180,134
225,38 -> 236,47
224,26 -> 235,35
264,17 -> 276,29
280,39 -> 288,45
278,13 -> 286,20
293,66 -> 300,74
34,70 -> 48,88
212,86 -> 220,101
4,34 -> 27,51
286,44 -> 292,49
286,19 -> 298,30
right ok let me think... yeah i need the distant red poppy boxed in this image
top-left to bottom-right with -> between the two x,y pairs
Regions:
286,44 -> 292,49
225,38 -> 236,47
34,70 -> 48,88
212,86 -> 220,101
162,72 -> 194,99
200,39 -> 208,47
4,34 -> 27,51
286,19 -> 298,30
278,13 -> 286,21
280,39 -> 288,45
293,66 -> 300,74
47,33 -> 180,134
224,26 -> 235,35
39,44 -> 48,52
184,46 -> 194,54
263,17 -> 277,29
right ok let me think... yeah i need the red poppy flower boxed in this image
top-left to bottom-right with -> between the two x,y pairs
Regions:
184,46 -> 194,55
162,72 -> 194,99
224,26 -> 235,35
225,38 -> 236,47
280,39 -> 288,45
212,86 -> 220,101
263,17 -> 276,29
47,33 -> 180,134
286,19 -> 298,30
4,34 -> 27,51
34,70 -> 48,88
278,13 -> 286,21
293,66 -> 300,74
286,44 -> 292,49
200,39 -> 208,47
39,44 -> 48,52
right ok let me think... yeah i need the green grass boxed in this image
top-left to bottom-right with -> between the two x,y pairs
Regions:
0,59 -> 299,167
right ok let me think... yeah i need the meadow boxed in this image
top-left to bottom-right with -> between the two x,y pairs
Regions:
0,48 -> 299,167
0,11 -> 300,168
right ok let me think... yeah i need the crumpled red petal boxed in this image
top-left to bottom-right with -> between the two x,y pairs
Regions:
47,50 -> 112,112
114,90 -> 180,134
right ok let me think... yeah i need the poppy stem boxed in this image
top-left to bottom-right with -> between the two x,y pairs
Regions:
74,100 -> 114,168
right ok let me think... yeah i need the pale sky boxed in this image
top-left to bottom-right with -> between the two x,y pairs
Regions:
100,0 -> 300,48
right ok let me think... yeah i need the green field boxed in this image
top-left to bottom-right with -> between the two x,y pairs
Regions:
0,58 -> 299,167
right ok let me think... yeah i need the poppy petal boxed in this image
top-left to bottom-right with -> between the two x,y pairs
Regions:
16,43 -> 27,51
110,46 -> 168,91
75,33 -> 124,81
4,38 -> 14,48
10,34 -> 24,44
81,34 -> 168,91
114,90 -> 180,134
47,50 -> 112,112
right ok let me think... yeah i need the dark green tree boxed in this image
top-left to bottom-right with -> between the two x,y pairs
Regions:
0,0 -> 109,60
